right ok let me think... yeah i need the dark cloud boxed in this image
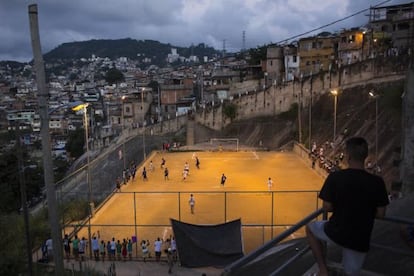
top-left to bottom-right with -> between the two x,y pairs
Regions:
0,0 -> 407,62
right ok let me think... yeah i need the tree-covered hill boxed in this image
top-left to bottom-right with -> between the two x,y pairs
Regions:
44,38 -> 220,66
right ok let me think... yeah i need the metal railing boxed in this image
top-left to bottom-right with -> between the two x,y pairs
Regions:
223,210 -> 414,276
222,208 -> 325,275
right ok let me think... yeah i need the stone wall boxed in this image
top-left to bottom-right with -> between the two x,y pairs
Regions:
194,57 -> 408,131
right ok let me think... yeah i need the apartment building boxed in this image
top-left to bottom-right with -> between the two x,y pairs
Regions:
337,28 -> 366,64
298,33 -> 337,76
369,2 -> 414,54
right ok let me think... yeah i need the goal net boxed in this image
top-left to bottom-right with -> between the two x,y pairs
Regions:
210,138 -> 239,151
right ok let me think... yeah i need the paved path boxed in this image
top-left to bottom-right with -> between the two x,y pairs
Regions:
64,258 -> 222,276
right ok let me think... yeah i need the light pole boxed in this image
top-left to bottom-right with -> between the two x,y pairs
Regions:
71,102 -> 93,257
369,91 -> 379,164
121,95 -> 126,170
298,74 -> 303,144
71,103 -> 92,212
308,72 -> 313,149
331,89 -> 338,142
141,89 -> 146,160
28,5 -> 64,274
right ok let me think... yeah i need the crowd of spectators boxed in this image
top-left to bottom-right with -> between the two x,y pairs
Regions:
41,231 -> 178,265
309,141 -> 343,173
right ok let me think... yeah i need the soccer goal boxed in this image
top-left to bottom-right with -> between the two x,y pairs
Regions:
210,138 -> 239,151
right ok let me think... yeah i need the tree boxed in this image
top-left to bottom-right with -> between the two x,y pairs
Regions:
0,152 -> 20,212
223,103 -> 237,122
248,45 -> 268,65
148,80 -> 160,92
66,128 -> 85,159
104,68 -> 124,84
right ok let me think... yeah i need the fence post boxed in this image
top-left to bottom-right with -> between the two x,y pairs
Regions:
271,191 -> 274,239
262,226 -> 265,245
178,192 -> 181,221
224,192 -> 227,222
134,192 -> 138,258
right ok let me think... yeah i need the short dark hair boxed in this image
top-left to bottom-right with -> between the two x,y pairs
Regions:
345,137 -> 368,162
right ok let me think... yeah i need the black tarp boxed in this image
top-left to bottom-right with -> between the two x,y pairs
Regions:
171,218 -> 244,268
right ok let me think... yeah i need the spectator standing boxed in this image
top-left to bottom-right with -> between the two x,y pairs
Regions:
121,239 -> 128,260
127,239 -> 133,260
116,240 -> 122,260
110,238 -> 117,260
116,177 -> 122,191
107,240 -> 112,261
100,240 -> 106,261
166,248 -> 174,274
142,167 -> 148,181
154,237 -> 163,262
141,239 -> 150,262
78,237 -> 86,261
306,137 -> 389,276
72,235 -> 79,260
63,234 -> 71,259
171,236 -> 177,262
92,236 -> 100,260
45,237 -> 53,262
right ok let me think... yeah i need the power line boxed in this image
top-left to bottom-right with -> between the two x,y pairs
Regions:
276,0 -> 391,44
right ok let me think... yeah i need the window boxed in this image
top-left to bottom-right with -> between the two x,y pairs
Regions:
293,56 -> 297,62
398,22 -> 410,30
348,35 -> 355,43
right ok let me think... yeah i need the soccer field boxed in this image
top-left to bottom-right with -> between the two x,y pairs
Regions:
71,150 -> 324,255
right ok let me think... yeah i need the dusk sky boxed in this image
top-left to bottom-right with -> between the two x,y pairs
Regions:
0,0 -> 408,62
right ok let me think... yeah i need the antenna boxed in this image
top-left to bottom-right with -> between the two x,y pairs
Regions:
242,30 -> 246,53
222,39 -> 226,57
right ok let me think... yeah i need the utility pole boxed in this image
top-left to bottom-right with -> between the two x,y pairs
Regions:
28,4 -> 64,275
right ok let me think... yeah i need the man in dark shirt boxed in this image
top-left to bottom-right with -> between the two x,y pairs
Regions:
306,137 -> 389,276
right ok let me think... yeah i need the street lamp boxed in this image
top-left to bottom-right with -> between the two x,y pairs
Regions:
121,95 -> 126,170
141,89 -> 146,160
331,89 -> 338,142
71,103 -> 92,213
71,102 -> 93,258
369,90 -> 379,164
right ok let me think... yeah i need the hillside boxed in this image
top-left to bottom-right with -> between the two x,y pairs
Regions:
212,80 -> 404,190
43,38 -> 221,66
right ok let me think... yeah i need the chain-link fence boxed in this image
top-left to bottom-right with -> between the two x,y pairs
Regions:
62,190 -> 321,257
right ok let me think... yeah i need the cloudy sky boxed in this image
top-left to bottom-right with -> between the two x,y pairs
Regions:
0,0 -> 408,62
